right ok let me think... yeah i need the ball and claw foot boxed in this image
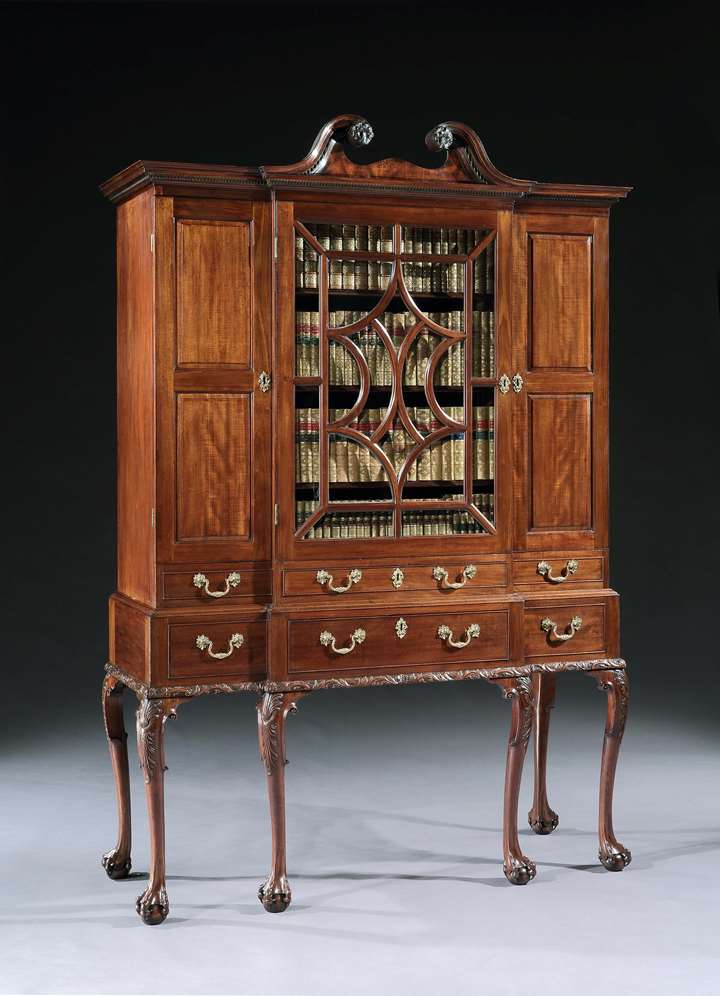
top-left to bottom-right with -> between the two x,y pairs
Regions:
503,857 -> 537,886
136,886 -> 169,925
599,845 -> 632,872
528,809 -> 559,835
258,874 -> 292,913
102,850 -> 131,880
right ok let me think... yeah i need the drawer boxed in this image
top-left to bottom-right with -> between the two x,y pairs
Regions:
162,567 -> 271,603
288,607 -> 510,674
513,553 -> 605,590
524,600 -> 608,658
283,560 -> 508,598
167,617 -> 266,679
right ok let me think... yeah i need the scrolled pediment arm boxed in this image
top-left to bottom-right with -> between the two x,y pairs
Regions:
264,113 -> 374,177
425,120 -> 535,189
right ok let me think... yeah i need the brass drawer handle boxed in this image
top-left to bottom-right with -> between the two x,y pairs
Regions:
541,616 -> 582,641
195,632 -> 244,659
192,571 -> 242,598
316,568 -> 362,593
437,623 -> 480,648
319,628 -> 366,655
536,559 -> 578,584
433,565 -> 477,590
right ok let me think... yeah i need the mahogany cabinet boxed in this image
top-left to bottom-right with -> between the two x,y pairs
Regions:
100,116 -> 631,924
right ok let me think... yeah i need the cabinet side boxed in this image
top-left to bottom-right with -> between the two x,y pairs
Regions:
116,188 -> 156,605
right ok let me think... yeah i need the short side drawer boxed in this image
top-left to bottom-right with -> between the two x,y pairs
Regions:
288,607 -> 510,674
167,617 -> 266,679
162,566 -> 271,604
513,553 -> 605,590
523,594 -> 618,659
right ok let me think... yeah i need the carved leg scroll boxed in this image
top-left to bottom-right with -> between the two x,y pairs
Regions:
135,697 -> 182,924
496,676 -> 537,885
101,674 -> 132,879
528,672 -> 559,835
257,691 -> 305,912
593,669 -> 631,871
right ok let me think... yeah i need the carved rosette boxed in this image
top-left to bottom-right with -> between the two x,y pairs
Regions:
501,675 -> 534,747
426,123 -> 454,151
347,119 -> 374,147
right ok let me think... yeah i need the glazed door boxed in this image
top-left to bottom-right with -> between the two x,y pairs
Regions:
512,213 -> 609,551
276,200 -> 513,561
155,196 -> 272,564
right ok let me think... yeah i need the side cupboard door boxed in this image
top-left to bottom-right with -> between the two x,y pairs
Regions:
155,195 -> 271,565
512,213 -> 608,552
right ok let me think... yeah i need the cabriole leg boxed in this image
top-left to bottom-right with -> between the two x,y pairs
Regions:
257,691 -> 304,912
135,697 -> 182,925
528,672 -> 559,835
593,669 -> 631,871
497,676 -> 537,885
101,674 -> 133,879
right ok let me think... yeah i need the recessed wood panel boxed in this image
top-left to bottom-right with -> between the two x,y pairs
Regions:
176,393 -> 251,540
530,234 -> 592,369
530,395 -> 592,530
176,220 -> 252,367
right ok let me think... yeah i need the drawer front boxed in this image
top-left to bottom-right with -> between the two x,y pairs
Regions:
168,618 -> 266,679
524,602 -> 606,658
162,567 -> 272,603
283,561 -> 508,598
514,554 -> 605,590
288,608 -> 510,674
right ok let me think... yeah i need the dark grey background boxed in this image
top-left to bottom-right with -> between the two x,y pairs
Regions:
1,5 -> 718,993
2,1 -> 718,736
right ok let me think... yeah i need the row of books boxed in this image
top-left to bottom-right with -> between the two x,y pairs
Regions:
295,407 -> 494,483
295,311 -> 495,382
295,494 -> 495,538
302,225 -> 489,255
295,233 -> 493,294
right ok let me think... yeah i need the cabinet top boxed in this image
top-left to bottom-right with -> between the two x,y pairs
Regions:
100,113 -> 631,207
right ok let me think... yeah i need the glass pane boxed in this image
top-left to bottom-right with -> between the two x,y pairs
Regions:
310,509 -> 393,539
295,236 -> 318,290
402,330 -> 442,387
295,401 -> 319,484
296,499 -> 320,530
435,341 -> 465,388
296,310 -> 320,377
401,258 -> 464,297
472,490 -> 495,524
402,509 -> 486,536
472,391 -> 495,483
472,310 -> 495,378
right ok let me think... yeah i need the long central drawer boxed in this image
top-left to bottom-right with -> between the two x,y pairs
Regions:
287,607 -> 511,674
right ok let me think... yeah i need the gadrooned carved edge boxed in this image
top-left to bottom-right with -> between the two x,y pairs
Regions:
106,659 -> 626,698
257,693 -> 301,775
499,675 -> 534,747
104,663 -> 262,699
593,667 -> 629,738
262,659 -> 627,693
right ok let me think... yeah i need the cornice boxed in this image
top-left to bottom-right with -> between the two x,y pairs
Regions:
101,116 -> 632,206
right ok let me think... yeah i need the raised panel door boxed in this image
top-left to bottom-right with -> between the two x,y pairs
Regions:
156,196 -> 271,565
512,213 -> 608,551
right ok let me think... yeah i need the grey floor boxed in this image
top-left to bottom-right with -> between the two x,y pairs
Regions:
0,685 -> 717,996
